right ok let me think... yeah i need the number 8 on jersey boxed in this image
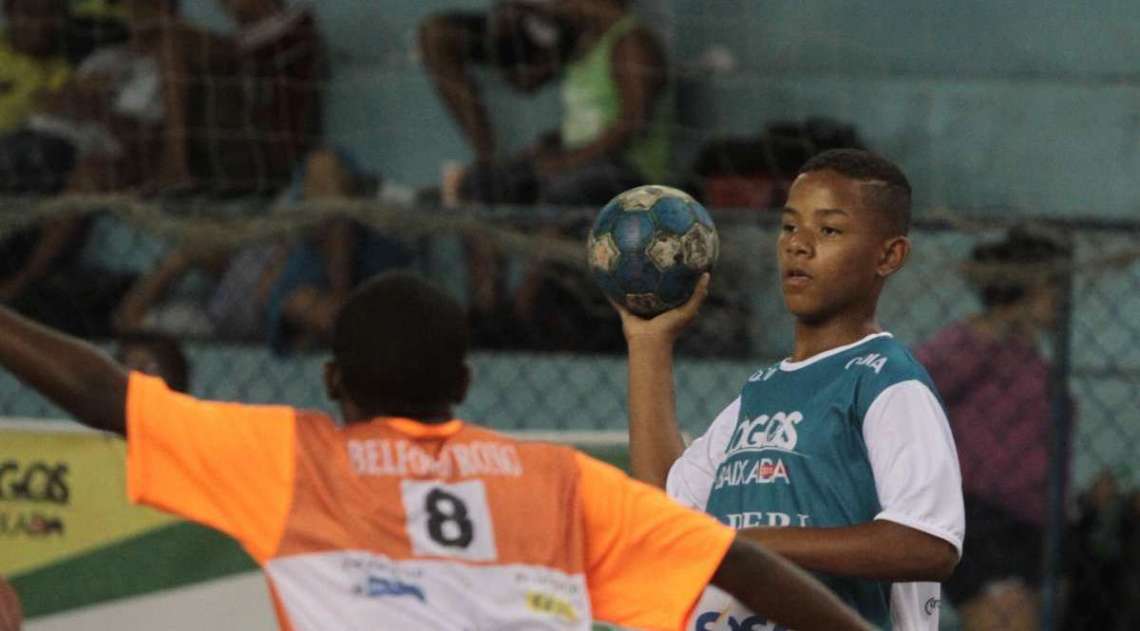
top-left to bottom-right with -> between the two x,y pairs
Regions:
402,480 -> 498,561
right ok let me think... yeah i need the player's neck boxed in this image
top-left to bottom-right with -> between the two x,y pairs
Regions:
791,315 -> 882,363
342,403 -> 454,425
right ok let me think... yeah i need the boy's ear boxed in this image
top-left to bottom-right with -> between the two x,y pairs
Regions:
877,236 -> 911,278
323,361 -> 342,402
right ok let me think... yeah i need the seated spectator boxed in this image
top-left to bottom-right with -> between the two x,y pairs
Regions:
915,226 -> 1074,631
157,0 -> 324,195
424,0 -> 671,207
34,0 -> 181,193
1,0 -> 178,309
0,0 -> 73,194
116,331 -> 190,392
114,148 -> 414,352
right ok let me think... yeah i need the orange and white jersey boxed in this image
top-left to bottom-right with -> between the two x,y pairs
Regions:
125,374 -> 735,631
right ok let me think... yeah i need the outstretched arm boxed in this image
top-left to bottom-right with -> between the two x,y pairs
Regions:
713,537 -> 874,631
617,274 -> 709,487
741,520 -> 959,582
0,307 -> 127,435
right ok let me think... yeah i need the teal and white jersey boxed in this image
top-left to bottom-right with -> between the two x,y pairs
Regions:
668,333 -> 964,631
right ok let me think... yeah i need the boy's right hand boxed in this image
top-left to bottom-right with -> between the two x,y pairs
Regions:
611,273 -> 711,347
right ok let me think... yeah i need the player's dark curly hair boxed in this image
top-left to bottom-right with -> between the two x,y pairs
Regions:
971,226 -> 1071,308
800,149 -> 912,236
332,272 -> 469,415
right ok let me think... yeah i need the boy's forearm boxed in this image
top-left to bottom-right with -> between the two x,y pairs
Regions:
740,520 -> 959,582
626,337 -> 685,488
0,307 -> 127,435
713,538 -> 874,631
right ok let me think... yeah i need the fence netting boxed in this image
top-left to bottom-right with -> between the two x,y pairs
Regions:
1,197 -> 1138,628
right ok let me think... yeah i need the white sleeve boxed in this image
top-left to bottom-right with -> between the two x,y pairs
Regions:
665,397 -> 740,510
863,381 -> 965,555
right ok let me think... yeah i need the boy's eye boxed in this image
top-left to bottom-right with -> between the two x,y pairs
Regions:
821,226 -> 842,236
781,223 -> 796,233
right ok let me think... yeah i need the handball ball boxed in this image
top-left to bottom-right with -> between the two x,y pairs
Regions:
587,185 -> 719,318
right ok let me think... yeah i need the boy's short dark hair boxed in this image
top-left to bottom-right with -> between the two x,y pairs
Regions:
970,226 -> 1071,308
332,272 -> 468,413
116,332 -> 191,393
800,149 -> 912,235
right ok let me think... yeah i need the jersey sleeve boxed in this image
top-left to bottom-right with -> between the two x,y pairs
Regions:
575,452 -> 735,631
126,373 -> 296,562
665,396 -> 740,510
863,380 -> 965,555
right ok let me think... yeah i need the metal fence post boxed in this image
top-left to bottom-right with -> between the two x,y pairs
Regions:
1041,236 -> 1075,631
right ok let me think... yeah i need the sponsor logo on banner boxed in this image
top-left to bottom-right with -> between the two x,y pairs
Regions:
0,460 -> 71,539
0,511 -> 64,536
0,461 -> 70,504
0,428 -> 175,578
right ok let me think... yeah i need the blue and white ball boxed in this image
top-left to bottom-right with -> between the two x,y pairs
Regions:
587,185 -> 719,318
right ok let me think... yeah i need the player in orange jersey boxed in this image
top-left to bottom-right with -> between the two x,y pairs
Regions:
0,272 -> 871,631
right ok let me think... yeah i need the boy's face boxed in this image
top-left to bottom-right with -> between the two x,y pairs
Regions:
778,170 -> 901,323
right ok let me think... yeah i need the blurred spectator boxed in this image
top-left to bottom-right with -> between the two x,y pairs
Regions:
0,577 -> 20,631
61,0 -> 131,65
157,0 -> 324,194
259,149 -> 414,353
425,0 -> 671,206
0,0 -> 73,193
423,0 -> 670,338
0,0 -> 176,314
116,330 -> 190,392
420,0 -> 571,164
33,0 -> 180,193
115,148 -> 414,351
1065,470 -> 1129,630
916,226 -> 1073,631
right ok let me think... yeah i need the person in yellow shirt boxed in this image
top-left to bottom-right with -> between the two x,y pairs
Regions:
0,0 -> 70,133
0,0 -> 74,195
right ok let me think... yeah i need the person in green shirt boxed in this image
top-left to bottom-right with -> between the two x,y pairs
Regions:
423,0 -> 671,207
